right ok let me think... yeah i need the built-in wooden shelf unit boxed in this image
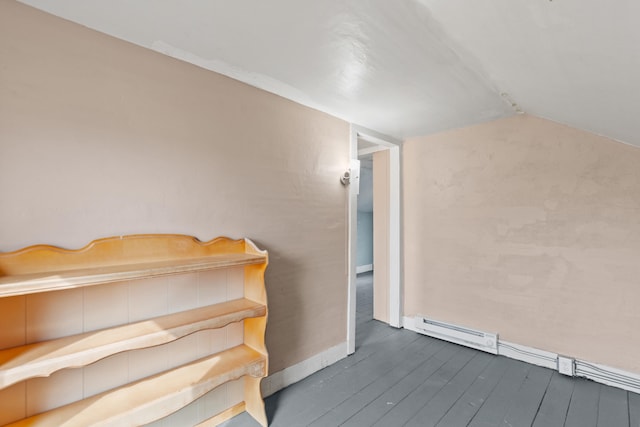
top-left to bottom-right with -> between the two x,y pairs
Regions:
0,234 -> 269,426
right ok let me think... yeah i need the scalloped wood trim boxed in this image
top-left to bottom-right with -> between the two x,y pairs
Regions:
0,298 -> 265,389
0,234 -> 251,275
0,235 -> 267,297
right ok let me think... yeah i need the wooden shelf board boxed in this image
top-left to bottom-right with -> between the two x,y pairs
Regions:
0,298 -> 266,389
6,345 -> 266,427
0,253 -> 266,297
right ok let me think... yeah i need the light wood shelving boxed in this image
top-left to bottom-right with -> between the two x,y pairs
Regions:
6,345 -> 266,427
0,252 -> 265,297
0,234 -> 269,426
0,298 -> 266,389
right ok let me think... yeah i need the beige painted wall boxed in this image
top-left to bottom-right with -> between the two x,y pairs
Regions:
372,150 -> 389,323
404,114 -> 640,373
0,2 -> 349,421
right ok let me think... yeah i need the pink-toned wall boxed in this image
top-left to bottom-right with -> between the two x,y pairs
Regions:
373,150 -> 390,323
403,114 -> 640,373
0,1 -> 349,418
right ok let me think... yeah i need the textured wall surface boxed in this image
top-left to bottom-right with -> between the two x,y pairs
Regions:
0,0 -> 349,403
404,114 -> 640,373
373,150 -> 390,323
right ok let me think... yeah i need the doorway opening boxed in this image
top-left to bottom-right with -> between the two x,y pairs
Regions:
347,125 -> 401,355
354,154 -> 374,344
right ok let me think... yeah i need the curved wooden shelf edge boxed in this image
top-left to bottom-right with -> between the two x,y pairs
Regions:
0,235 -> 247,258
0,253 -> 266,298
5,345 -> 267,427
0,234 -> 254,276
0,298 -> 266,389
243,238 -> 269,264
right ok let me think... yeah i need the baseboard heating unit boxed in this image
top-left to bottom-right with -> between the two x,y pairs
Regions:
413,316 -> 498,355
405,315 -> 640,395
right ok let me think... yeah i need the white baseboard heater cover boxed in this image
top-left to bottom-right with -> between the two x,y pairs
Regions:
414,316 -> 498,355
407,316 -> 640,395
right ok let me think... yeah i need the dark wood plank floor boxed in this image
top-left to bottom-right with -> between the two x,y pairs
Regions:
221,272 -> 640,427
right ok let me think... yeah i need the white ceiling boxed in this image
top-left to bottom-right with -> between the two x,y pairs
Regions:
18,0 -> 640,145
424,0 -> 640,146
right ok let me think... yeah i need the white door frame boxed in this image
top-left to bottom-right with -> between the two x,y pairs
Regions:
347,124 -> 402,355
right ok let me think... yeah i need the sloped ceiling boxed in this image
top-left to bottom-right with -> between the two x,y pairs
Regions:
424,0 -> 640,146
17,0 -> 640,145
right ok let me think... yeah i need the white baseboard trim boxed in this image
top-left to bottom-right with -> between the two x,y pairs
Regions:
402,315 -> 416,331
575,359 -> 640,394
497,341 -> 558,370
402,316 -> 640,395
356,264 -> 373,274
260,341 -> 348,398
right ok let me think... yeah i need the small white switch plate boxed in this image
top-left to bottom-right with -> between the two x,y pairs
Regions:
557,355 -> 575,376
